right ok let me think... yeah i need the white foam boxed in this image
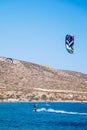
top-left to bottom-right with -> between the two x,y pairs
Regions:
37,108 -> 87,116
37,108 -> 46,112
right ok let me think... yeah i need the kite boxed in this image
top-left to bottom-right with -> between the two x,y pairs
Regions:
65,34 -> 74,54
6,58 -> 13,64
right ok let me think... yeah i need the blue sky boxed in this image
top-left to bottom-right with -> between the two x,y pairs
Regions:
0,0 -> 87,74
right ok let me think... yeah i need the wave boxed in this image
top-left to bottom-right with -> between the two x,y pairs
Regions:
37,108 -> 87,116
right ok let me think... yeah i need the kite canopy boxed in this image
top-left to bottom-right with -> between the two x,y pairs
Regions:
6,58 -> 13,64
65,34 -> 74,54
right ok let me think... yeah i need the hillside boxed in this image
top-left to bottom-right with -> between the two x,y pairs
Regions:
0,56 -> 87,102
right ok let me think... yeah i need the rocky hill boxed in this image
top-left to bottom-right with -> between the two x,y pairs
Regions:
0,56 -> 87,102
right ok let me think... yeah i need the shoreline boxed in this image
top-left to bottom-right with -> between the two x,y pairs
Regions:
0,98 -> 87,103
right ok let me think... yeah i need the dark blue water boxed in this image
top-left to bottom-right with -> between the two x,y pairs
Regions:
0,102 -> 87,130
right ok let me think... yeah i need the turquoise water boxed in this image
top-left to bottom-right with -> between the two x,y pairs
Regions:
0,102 -> 87,130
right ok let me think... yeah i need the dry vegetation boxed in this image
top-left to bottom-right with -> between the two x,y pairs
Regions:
0,56 -> 87,102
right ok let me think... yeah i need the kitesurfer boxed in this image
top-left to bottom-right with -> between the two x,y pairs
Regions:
33,104 -> 37,112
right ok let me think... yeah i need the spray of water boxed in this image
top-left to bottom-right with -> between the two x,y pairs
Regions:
37,108 -> 87,116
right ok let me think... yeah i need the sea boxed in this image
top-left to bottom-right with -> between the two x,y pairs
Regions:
0,102 -> 87,130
